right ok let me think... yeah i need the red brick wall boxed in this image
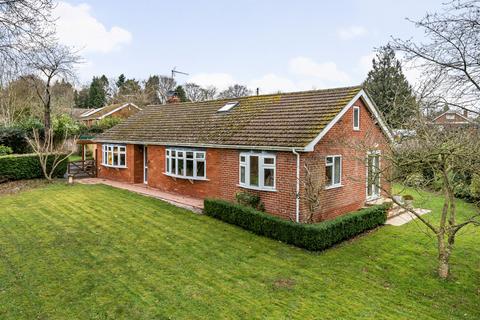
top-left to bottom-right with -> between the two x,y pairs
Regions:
96,144 -> 144,183
144,146 -> 298,220
433,112 -> 467,124
299,97 -> 391,222
95,97 -> 390,222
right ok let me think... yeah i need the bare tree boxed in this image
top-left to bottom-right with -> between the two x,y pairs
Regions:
184,83 -> 218,102
157,75 -> 176,104
184,83 -> 204,102
0,0 -> 55,67
392,0 -> 480,115
388,115 -> 480,279
27,128 -> 76,181
218,84 -> 252,99
202,86 -> 217,100
23,43 -> 81,130
0,60 -> 41,125
302,160 -> 325,223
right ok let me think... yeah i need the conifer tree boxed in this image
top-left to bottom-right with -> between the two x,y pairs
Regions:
363,45 -> 417,128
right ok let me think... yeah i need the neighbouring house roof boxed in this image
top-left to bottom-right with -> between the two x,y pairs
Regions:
431,110 -> 474,124
95,86 -> 392,151
80,103 -> 141,121
71,108 -> 94,120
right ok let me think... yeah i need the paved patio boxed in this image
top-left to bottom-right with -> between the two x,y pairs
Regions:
385,208 -> 431,226
78,178 -> 204,213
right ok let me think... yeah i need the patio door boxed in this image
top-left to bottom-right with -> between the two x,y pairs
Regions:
143,146 -> 148,184
367,152 -> 380,200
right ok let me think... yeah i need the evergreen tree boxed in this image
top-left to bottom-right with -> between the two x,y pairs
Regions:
174,85 -> 188,102
145,75 -> 161,104
116,74 -> 126,90
119,78 -> 141,97
74,87 -> 90,108
88,76 -> 108,108
363,45 -> 417,128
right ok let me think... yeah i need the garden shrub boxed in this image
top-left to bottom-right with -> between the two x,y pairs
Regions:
470,174 -> 480,200
0,126 -> 30,154
235,191 -> 265,211
204,199 -> 389,251
0,153 -> 68,182
0,145 -> 13,156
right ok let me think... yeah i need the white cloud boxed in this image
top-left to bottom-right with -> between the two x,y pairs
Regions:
337,26 -> 368,40
54,2 -> 132,54
289,56 -> 350,83
187,57 -> 354,95
249,73 -> 299,93
187,73 -> 236,91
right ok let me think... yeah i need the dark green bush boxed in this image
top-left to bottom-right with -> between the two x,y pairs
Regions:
235,191 -> 265,211
204,199 -> 389,251
0,126 -> 30,154
0,153 -> 68,182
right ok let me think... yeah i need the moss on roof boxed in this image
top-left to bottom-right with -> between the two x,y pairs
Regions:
80,103 -> 137,121
96,86 -> 362,148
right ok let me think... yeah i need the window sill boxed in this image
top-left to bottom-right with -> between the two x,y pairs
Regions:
163,172 -> 209,181
353,128 -> 360,131
237,184 -> 277,192
102,164 -> 127,169
325,184 -> 343,190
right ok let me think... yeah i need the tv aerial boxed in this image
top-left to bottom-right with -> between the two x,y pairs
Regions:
171,66 -> 189,79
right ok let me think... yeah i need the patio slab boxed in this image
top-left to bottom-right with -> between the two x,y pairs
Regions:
385,208 -> 431,226
78,178 -> 204,213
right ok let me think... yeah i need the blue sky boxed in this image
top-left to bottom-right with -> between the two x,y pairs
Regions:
55,0 -> 444,92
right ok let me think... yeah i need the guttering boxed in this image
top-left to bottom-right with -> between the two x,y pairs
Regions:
93,139 -> 308,152
292,148 -> 300,223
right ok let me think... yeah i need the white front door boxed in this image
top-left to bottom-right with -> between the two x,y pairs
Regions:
143,146 -> 148,184
367,152 -> 380,200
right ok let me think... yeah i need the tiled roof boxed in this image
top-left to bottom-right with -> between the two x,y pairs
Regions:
96,86 -> 363,149
81,103 -> 139,120
70,108 -> 94,120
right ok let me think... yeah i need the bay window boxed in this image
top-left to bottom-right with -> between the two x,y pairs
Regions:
325,155 -> 342,188
166,148 -> 206,179
102,144 -> 126,168
239,152 -> 276,190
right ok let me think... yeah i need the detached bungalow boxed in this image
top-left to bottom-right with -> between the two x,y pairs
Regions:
94,86 -> 392,222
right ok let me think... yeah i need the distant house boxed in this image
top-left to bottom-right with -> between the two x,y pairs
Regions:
94,86 -> 393,223
431,110 -> 477,129
78,102 -> 142,127
70,107 -> 94,120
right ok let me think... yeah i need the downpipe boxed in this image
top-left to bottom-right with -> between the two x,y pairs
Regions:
292,148 -> 300,223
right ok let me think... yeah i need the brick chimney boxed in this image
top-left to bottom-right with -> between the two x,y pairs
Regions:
463,109 -> 468,117
166,90 -> 180,104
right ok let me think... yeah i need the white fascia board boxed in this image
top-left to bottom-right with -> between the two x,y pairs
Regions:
81,107 -> 104,118
98,103 -> 142,120
304,89 -> 393,152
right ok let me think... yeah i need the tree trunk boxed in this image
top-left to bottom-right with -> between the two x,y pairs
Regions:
44,75 -> 52,130
437,233 -> 451,279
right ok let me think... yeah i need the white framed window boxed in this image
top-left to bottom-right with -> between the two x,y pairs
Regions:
325,155 -> 342,188
239,152 -> 276,191
446,114 -> 455,120
165,147 -> 206,180
353,106 -> 360,131
102,144 -> 127,168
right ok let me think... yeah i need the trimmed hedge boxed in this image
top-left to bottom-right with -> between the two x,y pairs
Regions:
0,153 -> 68,182
204,199 -> 389,251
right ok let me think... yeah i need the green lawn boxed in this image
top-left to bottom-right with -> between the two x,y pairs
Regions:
0,183 -> 478,319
